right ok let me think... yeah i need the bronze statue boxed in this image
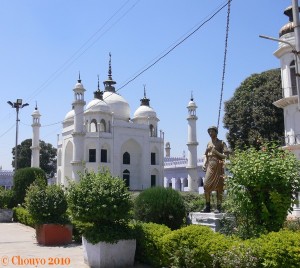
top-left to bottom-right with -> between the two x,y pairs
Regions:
202,126 -> 228,213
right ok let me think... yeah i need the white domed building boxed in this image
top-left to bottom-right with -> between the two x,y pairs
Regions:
57,56 -> 164,190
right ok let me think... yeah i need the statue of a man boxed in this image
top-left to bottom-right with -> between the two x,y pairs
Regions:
202,126 -> 228,213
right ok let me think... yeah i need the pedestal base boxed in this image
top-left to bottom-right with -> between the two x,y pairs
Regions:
189,212 -> 226,231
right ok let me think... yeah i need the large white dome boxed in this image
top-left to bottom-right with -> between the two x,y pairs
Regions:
103,91 -> 130,120
133,105 -> 157,119
85,98 -> 111,114
64,109 -> 75,123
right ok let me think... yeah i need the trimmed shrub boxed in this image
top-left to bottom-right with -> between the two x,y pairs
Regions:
0,189 -> 15,209
135,222 -> 171,267
13,206 -> 35,227
13,167 -> 46,205
25,183 -> 68,224
255,230 -> 300,268
214,239 -> 260,268
134,186 -> 186,230
66,169 -> 134,244
161,225 -> 232,268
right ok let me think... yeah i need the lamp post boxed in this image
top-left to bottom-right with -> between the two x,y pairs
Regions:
7,99 -> 29,170
259,34 -> 300,110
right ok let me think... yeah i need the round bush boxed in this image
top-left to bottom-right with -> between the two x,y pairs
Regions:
67,170 -> 132,224
25,183 -> 68,224
66,170 -> 134,244
134,186 -> 186,230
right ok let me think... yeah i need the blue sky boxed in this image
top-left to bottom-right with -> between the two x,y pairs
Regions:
0,0 -> 289,170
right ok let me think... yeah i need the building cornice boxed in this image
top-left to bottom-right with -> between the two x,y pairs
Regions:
273,95 -> 298,108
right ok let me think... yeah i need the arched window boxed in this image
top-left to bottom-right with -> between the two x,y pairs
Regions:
290,60 -> 297,96
123,169 -> 130,188
100,119 -> 106,132
149,124 -> 155,137
90,119 -> 97,132
123,152 -> 130,164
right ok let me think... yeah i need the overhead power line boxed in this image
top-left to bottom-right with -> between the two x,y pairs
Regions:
117,0 -> 233,92
25,0 -> 140,104
20,0 -> 232,130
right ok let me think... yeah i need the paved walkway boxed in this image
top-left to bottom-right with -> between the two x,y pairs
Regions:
0,223 -> 150,268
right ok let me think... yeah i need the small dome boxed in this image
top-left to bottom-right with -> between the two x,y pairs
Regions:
32,109 -> 41,117
187,99 -> 197,108
85,98 -> 111,114
103,91 -> 130,120
64,109 -> 75,122
74,82 -> 84,89
133,105 -> 157,119
279,22 -> 294,37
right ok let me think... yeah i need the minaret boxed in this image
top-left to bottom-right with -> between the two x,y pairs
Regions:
103,53 -> 116,92
31,103 -> 41,168
71,73 -> 86,181
273,5 -> 300,160
165,142 -> 171,157
186,93 -> 199,192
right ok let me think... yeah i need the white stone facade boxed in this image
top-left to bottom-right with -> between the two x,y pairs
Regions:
273,6 -> 300,216
56,58 -> 164,190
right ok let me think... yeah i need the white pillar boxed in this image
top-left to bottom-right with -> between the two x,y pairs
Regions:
71,77 -> 86,181
31,106 -> 41,168
186,96 -> 199,192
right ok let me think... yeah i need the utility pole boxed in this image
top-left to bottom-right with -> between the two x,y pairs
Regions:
7,99 -> 29,170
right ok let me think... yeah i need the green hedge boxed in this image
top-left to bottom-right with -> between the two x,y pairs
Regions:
135,222 -> 172,267
13,207 -> 35,227
135,222 -> 300,268
256,230 -> 300,268
161,225 -> 233,268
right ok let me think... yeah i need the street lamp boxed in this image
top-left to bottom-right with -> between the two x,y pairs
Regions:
259,34 -> 300,110
7,99 -> 29,170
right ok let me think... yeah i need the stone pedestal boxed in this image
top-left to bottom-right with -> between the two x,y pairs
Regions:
189,212 -> 225,231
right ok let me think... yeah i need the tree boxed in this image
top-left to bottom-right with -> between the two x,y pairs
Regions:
13,167 -> 47,205
223,69 -> 284,150
12,139 -> 57,177
225,143 -> 300,239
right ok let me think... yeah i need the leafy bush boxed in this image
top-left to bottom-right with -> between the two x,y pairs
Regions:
0,189 -> 15,209
214,240 -> 260,268
135,222 -> 171,267
66,169 -> 134,244
161,225 -> 232,268
13,167 -> 46,205
71,220 -> 92,243
132,222 -> 300,268
226,143 -> 300,239
256,230 -> 300,267
180,192 -> 206,212
134,186 -> 186,230
13,206 -> 35,227
25,182 -> 68,224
